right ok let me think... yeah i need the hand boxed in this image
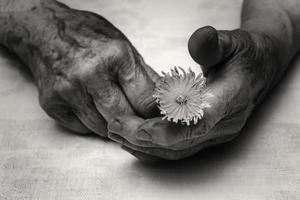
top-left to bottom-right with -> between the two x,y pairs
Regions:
0,1 -> 159,137
107,26 -> 283,160
37,7 -> 161,136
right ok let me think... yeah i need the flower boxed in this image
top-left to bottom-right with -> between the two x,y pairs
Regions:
153,67 -> 211,126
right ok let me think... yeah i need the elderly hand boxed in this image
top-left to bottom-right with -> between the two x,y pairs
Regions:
0,0 -> 159,137
108,26 -> 284,160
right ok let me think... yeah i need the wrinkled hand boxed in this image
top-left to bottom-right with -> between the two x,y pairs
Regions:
108,26 -> 282,160
25,3 -> 160,136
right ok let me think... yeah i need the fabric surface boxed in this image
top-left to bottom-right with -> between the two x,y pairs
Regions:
0,0 -> 299,199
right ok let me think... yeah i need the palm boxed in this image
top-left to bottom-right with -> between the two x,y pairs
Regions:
108,27 -> 281,161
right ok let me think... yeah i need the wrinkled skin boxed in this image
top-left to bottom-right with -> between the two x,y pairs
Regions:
0,0 -> 294,161
0,0 -> 159,136
108,26 -> 283,161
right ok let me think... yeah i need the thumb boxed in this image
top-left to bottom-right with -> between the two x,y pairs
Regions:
188,26 -> 232,76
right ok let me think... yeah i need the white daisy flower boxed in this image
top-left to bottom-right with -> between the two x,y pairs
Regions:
153,67 -> 211,126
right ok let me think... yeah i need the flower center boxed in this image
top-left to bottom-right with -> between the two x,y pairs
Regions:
176,95 -> 188,105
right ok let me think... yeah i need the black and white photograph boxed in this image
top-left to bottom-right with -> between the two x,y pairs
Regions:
0,0 -> 299,199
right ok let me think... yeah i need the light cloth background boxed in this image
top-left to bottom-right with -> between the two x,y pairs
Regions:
0,0 -> 299,199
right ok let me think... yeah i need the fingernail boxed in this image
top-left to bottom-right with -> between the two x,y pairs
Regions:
136,130 -> 152,142
108,118 -> 122,132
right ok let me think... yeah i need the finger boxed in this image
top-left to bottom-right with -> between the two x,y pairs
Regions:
109,131 -> 205,160
108,132 -> 171,160
56,79 -> 108,137
108,103 -> 243,160
136,118 -> 201,148
108,122 -> 161,162
107,115 -> 199,150
188,26 -> 233,75
107,115 -> 152,146
108,132 -> 164,160
115,130 -> 237,160
116,44 -> 160,118
40,98 -> 91,134
74,99 -> 108,137
86,77 -> 135,122
108,63 -> 245,148
121,146 -> 165,162
108,116 -> 240,160
56,112 -> 91,134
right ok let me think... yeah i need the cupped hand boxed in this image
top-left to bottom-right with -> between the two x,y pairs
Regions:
108,26 -> 282,160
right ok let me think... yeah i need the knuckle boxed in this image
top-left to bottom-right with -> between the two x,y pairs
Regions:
53,79 -> 74,96
62,59 -> 103,83
106,39 -> 130,59
106,40 -> 135,74
68,64 -> 98,83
